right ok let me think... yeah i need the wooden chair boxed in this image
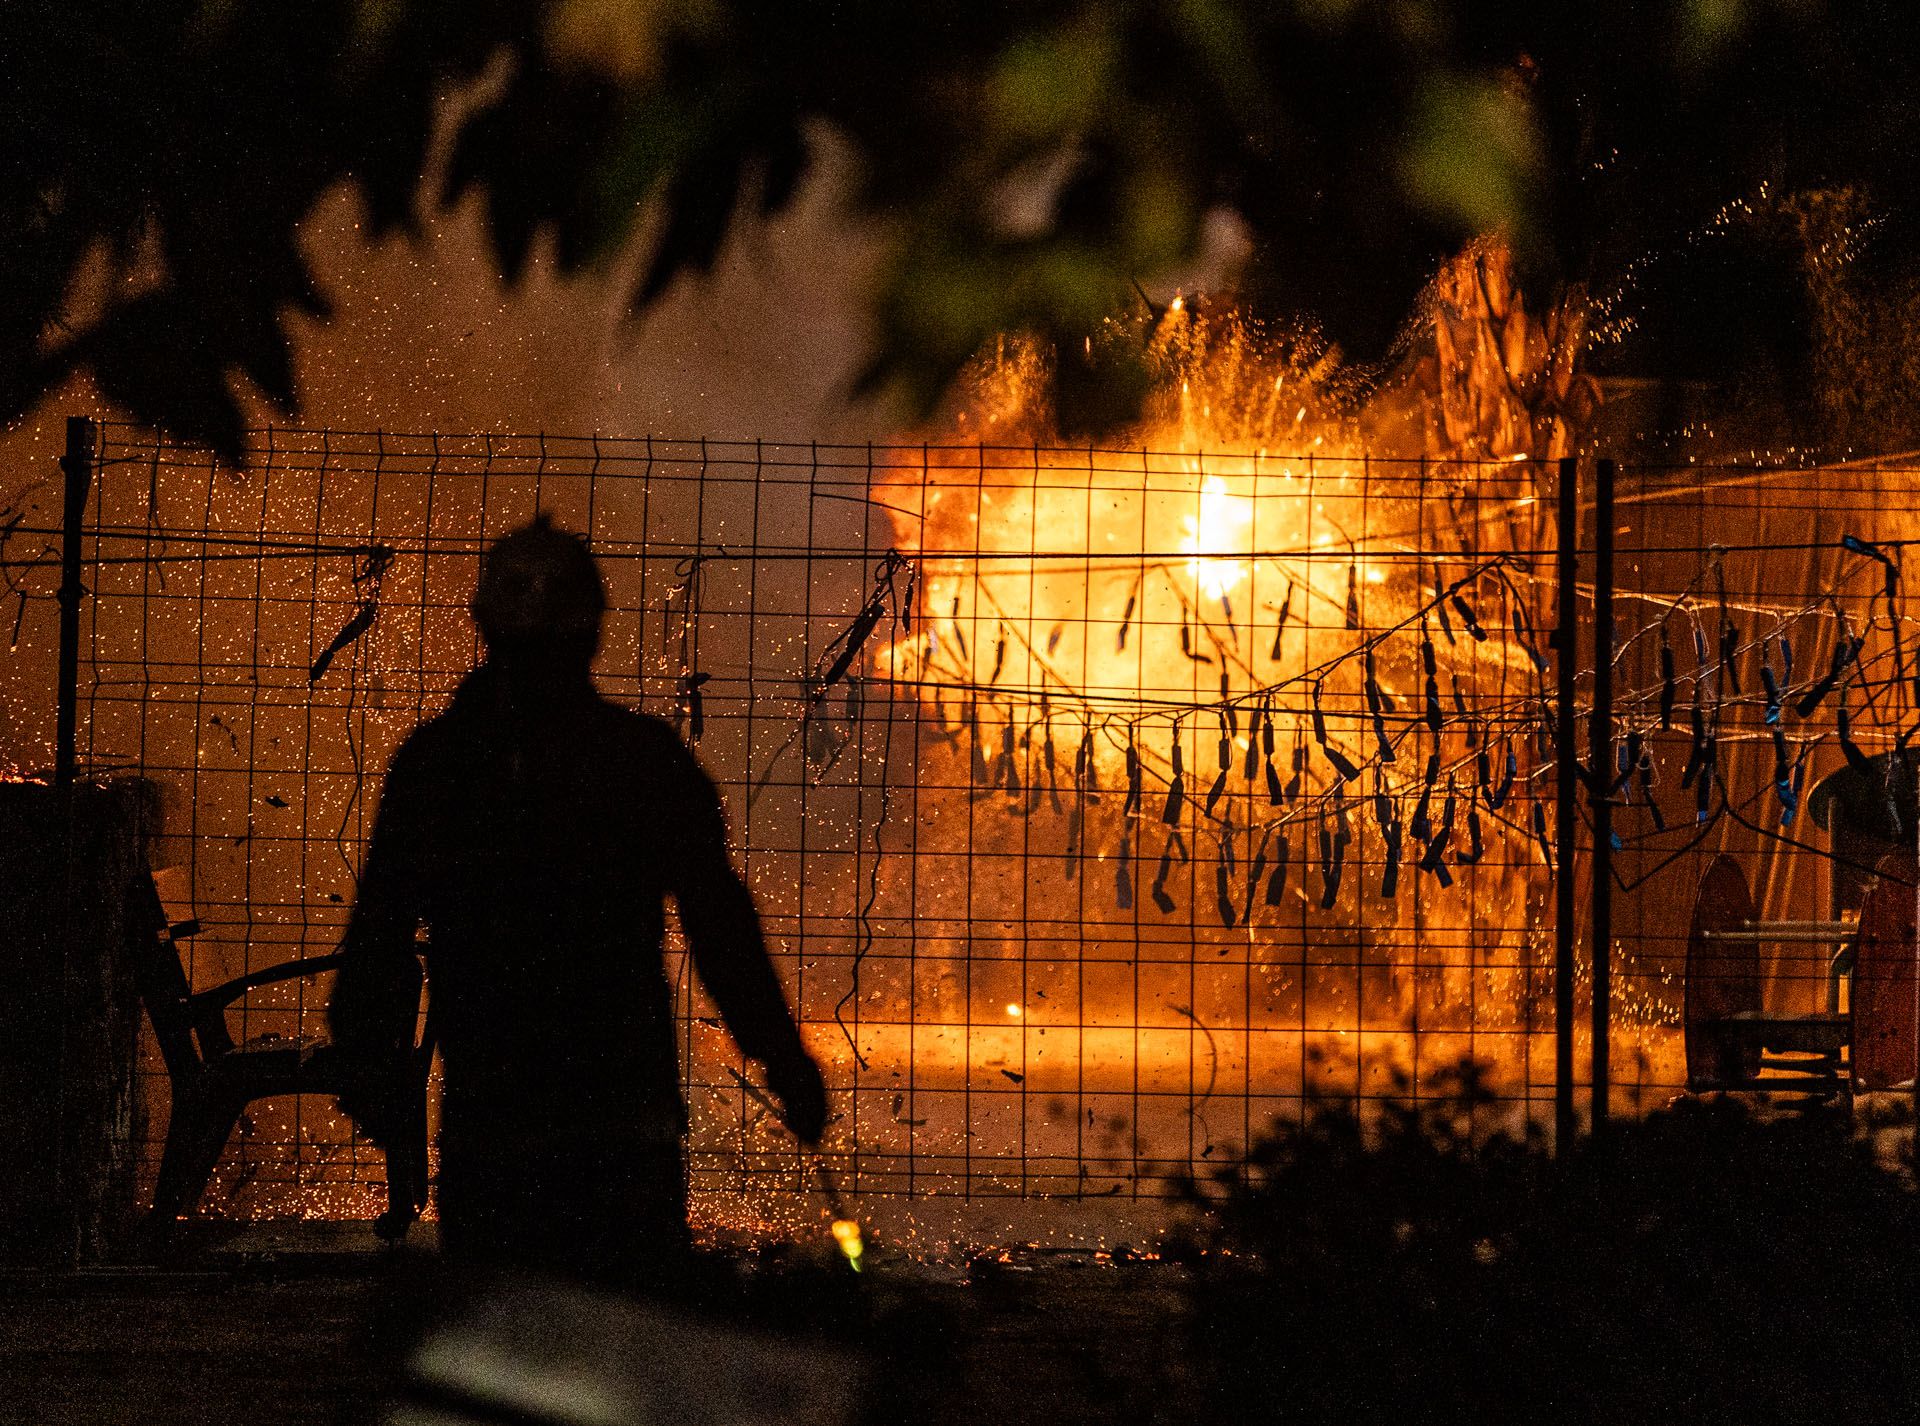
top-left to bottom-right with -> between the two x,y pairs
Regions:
127,866 -> 430,1241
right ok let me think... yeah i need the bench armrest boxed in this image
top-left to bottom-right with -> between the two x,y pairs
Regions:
191,952 -> 348,1013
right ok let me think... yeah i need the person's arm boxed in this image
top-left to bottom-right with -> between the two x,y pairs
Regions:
328,739 -> 429,1059
659,736 -> 826,1143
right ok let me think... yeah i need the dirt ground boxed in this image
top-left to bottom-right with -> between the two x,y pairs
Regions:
0,1230 -> 1193,1426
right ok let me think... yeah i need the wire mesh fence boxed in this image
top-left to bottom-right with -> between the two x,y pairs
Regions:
1601,455 -> 1920,1108
57,419 -> 1920,1232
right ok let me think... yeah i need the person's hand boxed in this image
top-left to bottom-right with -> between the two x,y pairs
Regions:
765,1052 -> 828,1145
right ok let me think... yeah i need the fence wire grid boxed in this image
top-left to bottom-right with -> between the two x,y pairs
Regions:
55,422 -> 1920,1230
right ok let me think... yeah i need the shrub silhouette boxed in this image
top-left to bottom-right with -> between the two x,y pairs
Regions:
1183,1063 -> 1920,1424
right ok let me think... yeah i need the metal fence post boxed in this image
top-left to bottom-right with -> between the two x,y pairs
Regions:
1555,455 -> 1579,1149
55,415 -> 96,791
51,414 -> 95,1270
1590,457 -> 1615,1129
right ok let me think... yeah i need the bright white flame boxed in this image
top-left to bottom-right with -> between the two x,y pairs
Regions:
1180,476 -> 1252,600
1005,1002 -> 1023,1018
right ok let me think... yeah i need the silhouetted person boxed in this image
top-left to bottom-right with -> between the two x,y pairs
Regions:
329,517 -> 826,1290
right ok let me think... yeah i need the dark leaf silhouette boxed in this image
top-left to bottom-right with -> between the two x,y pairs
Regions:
13,4 -> 1920,449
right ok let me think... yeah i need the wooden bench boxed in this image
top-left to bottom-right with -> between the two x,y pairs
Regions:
128,866 -> 430,1240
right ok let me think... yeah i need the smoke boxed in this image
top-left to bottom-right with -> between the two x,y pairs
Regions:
1,130 -> 893,770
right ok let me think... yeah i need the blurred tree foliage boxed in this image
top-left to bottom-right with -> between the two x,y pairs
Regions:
4,1 -> 1920,457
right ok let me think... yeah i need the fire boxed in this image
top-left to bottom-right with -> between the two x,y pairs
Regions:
1180,474 -> 1253,602
874,304 -> 1401,796
849,256 -> 1576,1131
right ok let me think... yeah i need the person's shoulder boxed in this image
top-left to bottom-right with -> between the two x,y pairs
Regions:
582,696 -> 681,753
387,688 -> 487,774
400,700 -> 469,753
593,697 -> 680,743
592,699 -> 713,785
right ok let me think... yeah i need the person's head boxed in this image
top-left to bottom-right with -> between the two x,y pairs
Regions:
470,516 -> 606,680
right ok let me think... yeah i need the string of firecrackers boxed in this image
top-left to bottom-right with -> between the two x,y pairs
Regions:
677,546 -> 920,1065
672,540 -> 897,754
0,499 -> 57,650
806,550 -> 914,773
307,543 -> 398,684
1118,561 -> 1549,920
597,516 -> 1920,936
667,551 -> 717,742
879,540 -> 1559,925
1598,533 -> 1920,889
818,551 -> 915,1069
663,549 -> 921,1068
837,528 -> 1920,925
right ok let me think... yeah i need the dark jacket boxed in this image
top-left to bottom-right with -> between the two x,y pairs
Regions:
328,666 -> 808,1150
